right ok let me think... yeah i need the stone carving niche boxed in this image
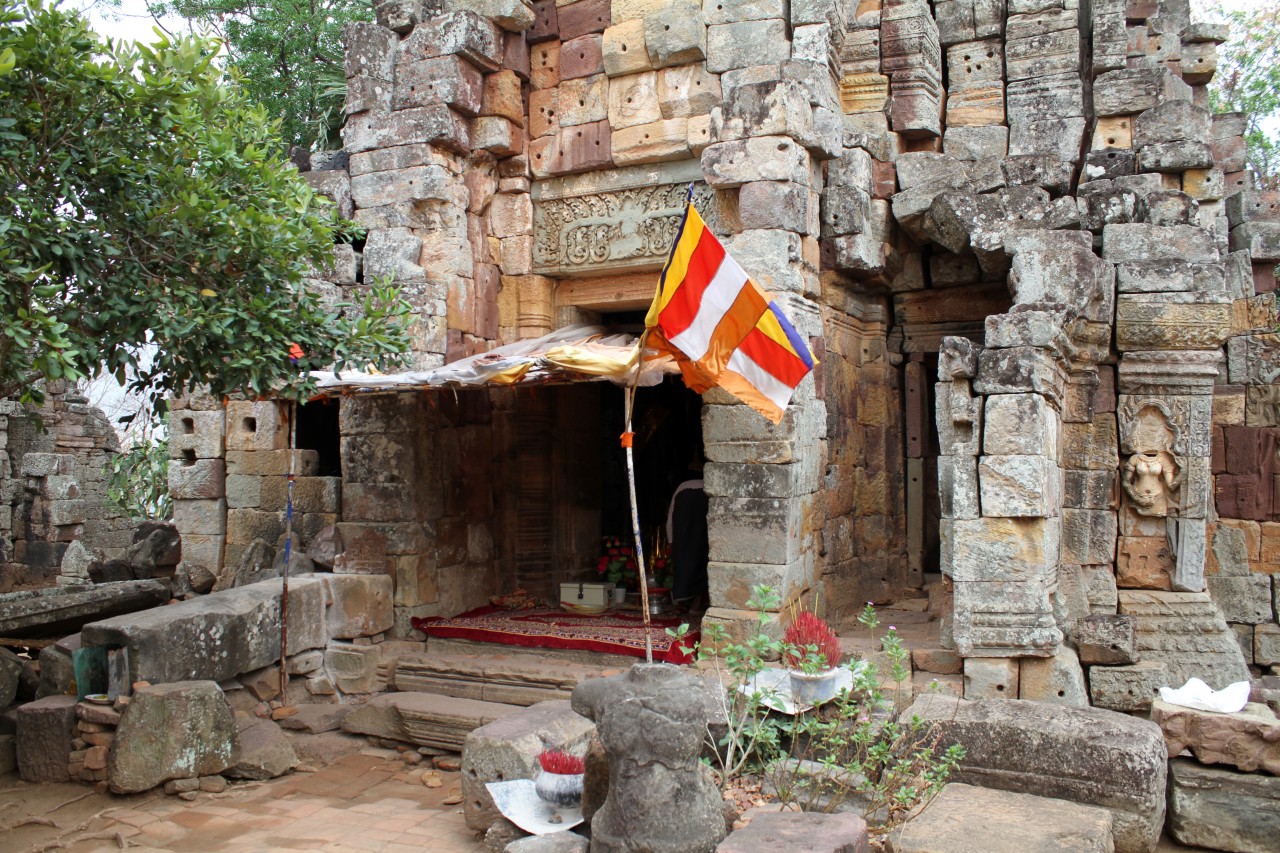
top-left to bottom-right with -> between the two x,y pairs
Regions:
1118,401 -> 1184,519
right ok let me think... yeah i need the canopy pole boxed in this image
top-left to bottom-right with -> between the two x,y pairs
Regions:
623,337 -> 654,664
279,400 -> 297,700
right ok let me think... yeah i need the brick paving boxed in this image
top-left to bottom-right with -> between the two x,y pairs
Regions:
6,751 -> 487,853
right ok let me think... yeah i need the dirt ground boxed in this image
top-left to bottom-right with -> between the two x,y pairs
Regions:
1,728 -> 1213,853
2,731 -> 486,853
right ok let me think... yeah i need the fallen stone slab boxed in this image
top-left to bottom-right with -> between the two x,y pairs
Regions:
886,783 -> 1113,853
0,580 -> 170,639
16,695 -> 77,782
1152,697 -> 1280,775
719,811 -> 868,852
462,699 -> 595,833
37,633 -> 78,698
902,695 -> 1165,853
226,717 -> 298,780
108,681 -> 237,794
1169,758 -> 1280,853
343,691 -> 520,753
82,577 -> 326,685
277,703 -> 351,734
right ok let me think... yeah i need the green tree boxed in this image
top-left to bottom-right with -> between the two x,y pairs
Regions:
1213,6 -> 1280,190
0,0 -> 410,409
143,0 -> 368,150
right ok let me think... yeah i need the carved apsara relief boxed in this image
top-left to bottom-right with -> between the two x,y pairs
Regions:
532,182 -> 720,276
1118,399 -> 1185,518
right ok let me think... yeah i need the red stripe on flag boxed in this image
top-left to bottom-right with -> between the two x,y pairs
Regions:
738,325 -> 811,388
656,227 -> 727,339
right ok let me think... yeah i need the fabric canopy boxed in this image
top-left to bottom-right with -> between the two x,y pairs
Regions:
309,324 -> 679,396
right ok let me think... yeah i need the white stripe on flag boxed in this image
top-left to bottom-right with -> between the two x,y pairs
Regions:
668,253 -> 749,362
727,348 -> 793,411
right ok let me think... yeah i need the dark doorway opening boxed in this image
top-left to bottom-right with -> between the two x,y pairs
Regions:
295,400 -> 341,477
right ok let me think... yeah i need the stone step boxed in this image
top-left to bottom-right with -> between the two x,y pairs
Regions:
341,691 -> 522,752
392,652 -> 623,706
425,635 -> 644,667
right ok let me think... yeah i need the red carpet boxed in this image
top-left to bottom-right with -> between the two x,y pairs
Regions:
412,606 -> 699,664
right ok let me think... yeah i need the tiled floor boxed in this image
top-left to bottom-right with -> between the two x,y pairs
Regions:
3,751 -> 487,853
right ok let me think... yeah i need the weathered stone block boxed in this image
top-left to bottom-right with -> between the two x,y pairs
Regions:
1168,758 -> 1280,853
1087,660 -> 1167,712
656,63 -> 720,119
1093,67 -> 1188,116
16,695 -> 77,782
1206,574 -> 1273,624
325,643 -> 383,694
344,21 -> 397,80
169,458 -> 226,501
601,19 -> 650,76
610,118 -> 689,166
342,106 -> 471,155
393,55 -> 484,114
705,19 -> 789,72
321,573 -> 395,639
399,10 -> 504,71
82,577 -> 327,684
1075,614 -> 1138,665
903,695 -> 1166,853
108,681 -> 236,793
169,409 -> 225,460
979,454 -> 1060,518
173,498 -> 227,537
642,2 -> 704,68
557,74 -> 609,125
982,393 -> 1059,458
1018,646 -> 1088,706
605,70 -> 659,129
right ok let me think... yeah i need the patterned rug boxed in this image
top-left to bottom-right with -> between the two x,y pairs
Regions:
412,606 -> 699,664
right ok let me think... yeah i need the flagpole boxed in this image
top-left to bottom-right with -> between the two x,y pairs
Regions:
623,333 -> 654,663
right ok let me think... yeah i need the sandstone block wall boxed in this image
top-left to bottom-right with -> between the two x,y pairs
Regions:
1,389 -> 136,592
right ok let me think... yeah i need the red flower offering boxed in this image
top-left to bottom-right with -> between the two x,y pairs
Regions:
538,749 -> 585,775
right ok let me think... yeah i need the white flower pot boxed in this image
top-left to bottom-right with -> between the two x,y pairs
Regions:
534,770 -> 584,807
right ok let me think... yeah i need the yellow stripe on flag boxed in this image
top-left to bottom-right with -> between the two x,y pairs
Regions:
645,206 -> 706,327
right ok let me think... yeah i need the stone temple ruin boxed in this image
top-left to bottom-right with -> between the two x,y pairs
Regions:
3,0 -> 1280,849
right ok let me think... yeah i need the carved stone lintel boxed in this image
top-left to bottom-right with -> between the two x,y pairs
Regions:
531,161 -> 722,277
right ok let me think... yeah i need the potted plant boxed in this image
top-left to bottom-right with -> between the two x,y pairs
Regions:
782,610 -> 844,706
534,748 -> 586,807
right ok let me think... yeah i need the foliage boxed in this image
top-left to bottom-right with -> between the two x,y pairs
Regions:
107,433 -> 171,519
129,0 -> 367,150
782,610 -> 843,675
669,587 -> 964,834
1211,6 -> 1280,190
0,0 -> 410,410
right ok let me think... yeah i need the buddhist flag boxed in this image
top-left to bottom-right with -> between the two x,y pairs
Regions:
646,202 -> 817,424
